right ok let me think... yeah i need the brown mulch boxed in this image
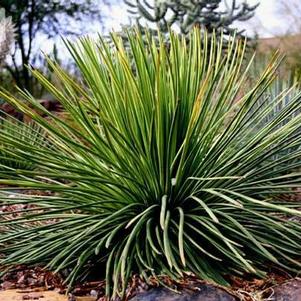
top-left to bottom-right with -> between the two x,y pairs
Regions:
0,266 -> 64,292
228,269 -> 294,301
0,264 -> 299,301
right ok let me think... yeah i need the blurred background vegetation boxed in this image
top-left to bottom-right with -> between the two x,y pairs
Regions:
0,0 -> 301,98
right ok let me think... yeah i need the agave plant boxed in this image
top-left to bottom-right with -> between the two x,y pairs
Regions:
0,28 -> 301,300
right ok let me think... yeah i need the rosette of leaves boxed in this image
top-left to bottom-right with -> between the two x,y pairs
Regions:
0,29 -> 301,300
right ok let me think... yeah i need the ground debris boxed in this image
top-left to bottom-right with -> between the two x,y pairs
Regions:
0,265 -> 64,292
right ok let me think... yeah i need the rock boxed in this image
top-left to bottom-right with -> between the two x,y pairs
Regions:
130,284 -> 235,301
90,290 -> 98,297
269,279 -> 301,301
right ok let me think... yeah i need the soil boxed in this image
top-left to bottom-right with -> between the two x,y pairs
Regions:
0,289 -> 68,301
1,276 -> 301,301
0,289 -> 97,301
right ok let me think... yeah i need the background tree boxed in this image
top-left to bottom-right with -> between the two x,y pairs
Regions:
0,0 -> 109,95
125,0 -> 258,37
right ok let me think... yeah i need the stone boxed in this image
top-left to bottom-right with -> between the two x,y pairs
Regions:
130,284 -> 235,301
269,279 -> 301,301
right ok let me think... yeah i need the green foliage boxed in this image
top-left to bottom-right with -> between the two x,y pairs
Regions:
0,118 -> 47,171
0,29 -> 301,300
243,76 -> 301,166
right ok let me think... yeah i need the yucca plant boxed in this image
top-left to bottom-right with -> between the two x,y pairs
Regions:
0,28 -> 301,300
